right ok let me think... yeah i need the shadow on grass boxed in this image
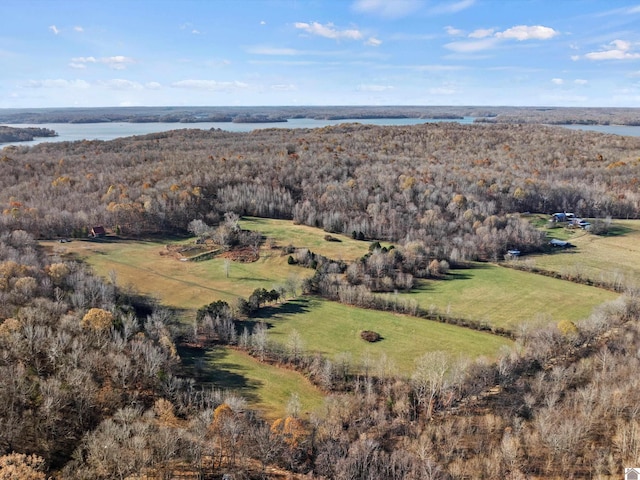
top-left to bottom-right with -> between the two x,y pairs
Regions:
597,225 -> 634,237
237,276 -> 269,282
177,344 -> 260,403
443,271 -> 474,281
254,298 -> 313,319
235,298 -> 314,332
409,266 -> 488,293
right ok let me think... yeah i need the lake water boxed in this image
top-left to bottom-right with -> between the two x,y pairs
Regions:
558,124 -> 640,137
1,117 -> 474,147
2,116 -> 640,147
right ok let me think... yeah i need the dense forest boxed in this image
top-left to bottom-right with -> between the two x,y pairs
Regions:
2,105 -> 640,125
2,121 -> 640,478
2,122 -> 640,261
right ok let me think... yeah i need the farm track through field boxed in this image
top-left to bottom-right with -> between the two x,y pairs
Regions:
98,254 -> 234,300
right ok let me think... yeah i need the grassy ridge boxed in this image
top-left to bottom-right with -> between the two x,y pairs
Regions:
257,296 -> 511,376
400,263 -> 617,330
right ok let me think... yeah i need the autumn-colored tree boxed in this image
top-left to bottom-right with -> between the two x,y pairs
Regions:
47,262 -> 70,285
153,398 -> 178,427
271,417 -> 306,448
80,308 -> 114,331
0,452 -> 46,480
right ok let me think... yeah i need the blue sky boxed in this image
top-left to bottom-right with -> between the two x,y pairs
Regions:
2,0 -> 640,108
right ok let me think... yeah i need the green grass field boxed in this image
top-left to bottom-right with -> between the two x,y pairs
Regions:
46,237 -> 311,309
45,237 -> 326,417
43,216 -> 623,416
399,263 -> 617,330
528,219 -> 640,288
179,345 -> 324,420
255,296 -> 511,376
240,216 -> 386,262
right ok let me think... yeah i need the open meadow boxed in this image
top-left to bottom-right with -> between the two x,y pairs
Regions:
254,297 -> 511,376
239,216 -> 387,261
44,236 -> 311,309
41,217 -> 621,416
399,263 -> 618,330
178,345 -> 325,420
42,237 -> 329,417
529,219 -> 640,288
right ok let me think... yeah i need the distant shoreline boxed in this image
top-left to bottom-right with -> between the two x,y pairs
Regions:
1,105 -> 639,127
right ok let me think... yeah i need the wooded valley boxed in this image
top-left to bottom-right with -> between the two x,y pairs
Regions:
2,121 -> 640,478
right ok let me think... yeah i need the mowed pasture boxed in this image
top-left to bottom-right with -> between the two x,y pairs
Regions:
42,218 -> 619,416
42,237 -> 325,417
179,345 -> 324,420
240,216 -> 384,261
531,219 -> 640,288
400,263 -> 618,330
255,297 -> 512,376
45,237 -> 311,309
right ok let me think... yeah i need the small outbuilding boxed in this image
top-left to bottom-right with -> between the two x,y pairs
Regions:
550,212 -> 575,223
549,238 -> 573,248
90,226 -> 106,238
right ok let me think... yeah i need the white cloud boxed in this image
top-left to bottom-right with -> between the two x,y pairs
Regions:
71,56 -> 97,64
260,20 -> 266,25
469,28 -> 494,39
357,84 -> 394,92
352,0 -> 423,19
22,79 -> 90,89
49,25 -> 60,35
574,79 -> 588,85
366,37 -> 382,47
294,22 -> 363,41
429,0 -> 475,15
74,26 -> 84,33
594,5 -> 640,17
102,56 -> 135,70
146,82 -> 162,89
69,56 -> 134,70
445,26 -> 463,36
444,37 -> 499,53
192,29 -> 201,35
444,24 -> 557,53
495,25 -> 559,41
551,78 -> 564,85
583,39 -> 640,60
171,80 -> 249,91
99,79 -> 143,90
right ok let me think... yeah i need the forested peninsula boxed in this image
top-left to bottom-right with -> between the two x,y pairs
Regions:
0,125 -> 57,143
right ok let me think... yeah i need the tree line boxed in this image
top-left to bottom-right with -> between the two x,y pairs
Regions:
3,122 -> 639,264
